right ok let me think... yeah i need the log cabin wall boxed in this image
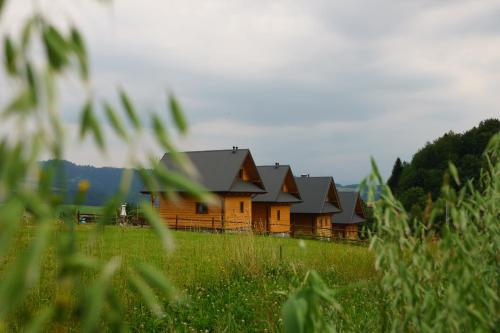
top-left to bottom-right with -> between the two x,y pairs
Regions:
332,224 -> 359,240
345,224 -> 358,240
159,195 -> 223,229
268,204 -> 290,233
291,214 -> 315,236
252,202 -> 269,233
223,195 -> 252,229
315,214 -> 332,238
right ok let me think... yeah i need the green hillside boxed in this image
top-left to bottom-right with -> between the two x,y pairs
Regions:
387,118 -> 500,212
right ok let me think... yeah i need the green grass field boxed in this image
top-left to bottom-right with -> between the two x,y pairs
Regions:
5,226 -> 380,332
57,204 -> 104,215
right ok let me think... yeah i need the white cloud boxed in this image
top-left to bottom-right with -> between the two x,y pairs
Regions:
1,0 -> 499,184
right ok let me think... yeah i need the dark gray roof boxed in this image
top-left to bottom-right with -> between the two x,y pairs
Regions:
334,191 -> 366,224
157,149 -> 266,194
290,176 -> 342,214
253,165 -> 302,203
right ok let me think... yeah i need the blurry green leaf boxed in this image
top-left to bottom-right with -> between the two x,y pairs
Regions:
128,273 -> 164,317
152,114 -> 173,151
21,17 -> 36,50
448,162 -> 461,185
119,89 -> 141,130
151,114 -> 197,175
24,306 -> 55,333
4,36 -> 16,75
82,257 -> 121,333
70,27 -> 88,80
42,25 -> 68,71
135,262 -> 175,299
0,0 -> 5,17
104,102 -> 128,140
4,88 -> 34,114
137,167 -> 158,194
153,163 -> 211,203
282,271 -> 341,333
169,94 -> 187,134
119,168 -> 133,195
80,101 -> 105,150
370,157 -> 383,183
140,202 -> 174,252
26,62 -> 38,105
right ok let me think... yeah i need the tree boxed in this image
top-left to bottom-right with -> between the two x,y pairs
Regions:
387,157 -> 404,193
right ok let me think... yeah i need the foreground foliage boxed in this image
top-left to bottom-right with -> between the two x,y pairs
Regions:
366,133 -> 500,332
1,1 -> 210,331
283,134 -> 499,332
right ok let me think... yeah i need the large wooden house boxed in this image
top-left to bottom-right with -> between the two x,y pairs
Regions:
290,176 -> 342,238
332,191 -> 366,240
252,163 -> 302,234
144,147 -> 266,230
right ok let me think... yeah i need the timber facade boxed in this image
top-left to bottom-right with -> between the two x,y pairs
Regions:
290,176 -> 342,238
332,191 -> 367,240
252,164 -> 302,234
141,147 -> 371,240
143,148 -> 266,230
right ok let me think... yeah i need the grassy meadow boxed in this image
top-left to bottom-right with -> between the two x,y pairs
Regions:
3,226 -> 380,332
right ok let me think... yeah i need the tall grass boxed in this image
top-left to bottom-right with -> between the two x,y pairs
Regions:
280,133 -> 500,333
2,227 -> 378,332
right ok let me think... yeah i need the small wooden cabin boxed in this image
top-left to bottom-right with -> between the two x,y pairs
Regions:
252,163 -> 302,234
143,147 -> 266,230
332,191 -> 367,240
290,176 -> 342,238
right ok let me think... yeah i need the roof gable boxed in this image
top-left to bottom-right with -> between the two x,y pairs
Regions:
253,165 -> 301,203
291,176 -> 342,214
159,149 -> 266,193
334,191 -> 367,224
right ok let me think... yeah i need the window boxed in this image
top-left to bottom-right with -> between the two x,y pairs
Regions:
195,202 -> 208,214
277,210 -> 281,221
239,168 -> 244,179
240,201 -> 244,213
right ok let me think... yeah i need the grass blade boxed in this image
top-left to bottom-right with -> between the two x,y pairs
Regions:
119,89 -> 141,130
169,94 -> 187,134
140,202 -> 174,252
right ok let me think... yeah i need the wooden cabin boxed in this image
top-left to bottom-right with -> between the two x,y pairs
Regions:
143,147 -> 266,230
332,191 -> 367,240
290,176 -> 342,238
252,163 -> 302,234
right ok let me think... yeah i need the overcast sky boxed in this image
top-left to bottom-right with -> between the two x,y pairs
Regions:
3,0 -> 500,184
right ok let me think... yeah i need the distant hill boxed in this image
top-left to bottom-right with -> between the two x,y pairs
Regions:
336,184 -> 381,201
40,160 -> 145,206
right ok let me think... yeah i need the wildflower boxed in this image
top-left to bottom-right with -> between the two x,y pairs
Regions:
78,179 -> 90,192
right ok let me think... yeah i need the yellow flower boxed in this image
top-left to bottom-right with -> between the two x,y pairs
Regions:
78,179 -> 90,193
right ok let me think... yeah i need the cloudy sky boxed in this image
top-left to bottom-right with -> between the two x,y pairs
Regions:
3,0 -> 500,184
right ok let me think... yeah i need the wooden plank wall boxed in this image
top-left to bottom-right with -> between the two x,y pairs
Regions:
224,195 -> 252,229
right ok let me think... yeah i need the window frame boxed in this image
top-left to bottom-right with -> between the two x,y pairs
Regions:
195,202 -> 209,214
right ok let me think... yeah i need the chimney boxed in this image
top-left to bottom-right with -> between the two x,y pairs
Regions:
301,174 -> 310,178
232,146 -> 236,153
274,162 -> 279,168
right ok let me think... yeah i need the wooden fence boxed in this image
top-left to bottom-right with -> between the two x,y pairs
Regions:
75,212 -> 366,243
